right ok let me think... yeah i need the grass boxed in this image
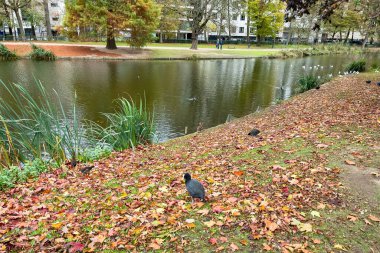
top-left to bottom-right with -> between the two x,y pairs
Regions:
280,44 -> 364,58
0,44 -> 18,60
29,44 -> 56,61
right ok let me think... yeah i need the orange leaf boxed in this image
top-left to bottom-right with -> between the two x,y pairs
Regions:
368,215 -> 380,222
233,171 -> 244,176
209,238 -> 218,245
263,243 -> 272,251
347,215 -> 358,222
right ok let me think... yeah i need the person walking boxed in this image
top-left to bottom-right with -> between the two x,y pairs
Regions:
219,38 -> 223,50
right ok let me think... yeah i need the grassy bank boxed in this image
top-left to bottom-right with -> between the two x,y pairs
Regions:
0,73 -> 379,252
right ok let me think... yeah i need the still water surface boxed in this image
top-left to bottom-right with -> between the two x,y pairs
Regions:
1,54 -> 379,141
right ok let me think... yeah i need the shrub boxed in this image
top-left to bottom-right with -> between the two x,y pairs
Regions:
0,44 -> 18,60
345,60 -> 366,72
298,74 -> 320,93
29,44 -> 56,61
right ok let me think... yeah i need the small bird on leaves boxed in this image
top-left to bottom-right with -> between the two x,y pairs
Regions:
366,80 -> 371,84
80,165 -> 95,175
184,173 -> 205,202
248,129 -> 260,136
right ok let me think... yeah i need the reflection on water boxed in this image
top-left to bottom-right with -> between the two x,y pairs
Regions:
0,54 -> 379,141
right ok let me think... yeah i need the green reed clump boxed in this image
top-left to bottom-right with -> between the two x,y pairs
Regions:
0,44 -> 18,60
298,74 -> 320,93
345,60 -> 366,72
29,44 -> 56,61
89,97 -> 155,151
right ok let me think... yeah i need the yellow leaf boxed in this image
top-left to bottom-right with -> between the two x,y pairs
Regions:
186,223 -> 196,228
51,222 -> 63,229
119,192 -> 128,199
298,223 -> 313,232
334,244 -> 347,251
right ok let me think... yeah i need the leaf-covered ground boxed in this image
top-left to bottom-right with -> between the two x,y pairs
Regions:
1,74 -> 380,252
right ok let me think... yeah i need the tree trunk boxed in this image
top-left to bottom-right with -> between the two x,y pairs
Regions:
159,32 -> 163,43
13,9 -> 25,41
43,0 -> 52,40
286,22 -> 292,45
343,28 -> 350,44
362,33 -> 368,49
31,24 -> 37,40
204,30 -> 208,43
106,14 -> 117,49
190,30 -> 198,50
227,0 -> 231,40
246,14 -> 250,48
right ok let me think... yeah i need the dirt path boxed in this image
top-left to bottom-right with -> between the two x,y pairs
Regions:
0,73 -> 379,252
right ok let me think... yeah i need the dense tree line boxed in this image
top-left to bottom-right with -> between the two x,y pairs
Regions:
0,0 -> 378,49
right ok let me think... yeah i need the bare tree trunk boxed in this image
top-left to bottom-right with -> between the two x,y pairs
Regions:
31,24 -> 37,40
362,33 -> 368,49
13,9 -> 25,41
43,0 -> 52,40
159,32 -> 163,43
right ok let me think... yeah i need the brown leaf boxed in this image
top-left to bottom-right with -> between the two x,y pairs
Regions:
368,215 -> 380,222
347,215 -> 358,222
345,160 -> 356,165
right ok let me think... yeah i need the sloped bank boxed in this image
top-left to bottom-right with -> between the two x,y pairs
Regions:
0,74 -> 379,252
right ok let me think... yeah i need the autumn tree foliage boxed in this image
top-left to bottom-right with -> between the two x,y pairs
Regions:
64,0 -> 160,49
248,0 -> 285,44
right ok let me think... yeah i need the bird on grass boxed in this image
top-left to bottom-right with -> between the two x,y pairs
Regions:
377,82 -> 380,87
184,173 -> 205,203
80,165 -> 95,175
366,80 -> 371,84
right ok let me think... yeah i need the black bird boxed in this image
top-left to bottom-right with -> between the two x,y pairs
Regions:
80,165 -> 95,175
71,158 -> 77,168
315,86 -> 320,90
366,80 -> 371,84
377,82 -> 380,86
184,173 -> 205,202
248,129 -> 260,136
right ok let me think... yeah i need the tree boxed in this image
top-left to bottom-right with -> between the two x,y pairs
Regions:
248,0 -> 285,44
171,0 -> 223,49
3,0 -> 31,40
284,0 -> 347,28
156,0 -> 180,43
24,0 -> 45,40
354,0 -> 380,48
64,0 -> 160,49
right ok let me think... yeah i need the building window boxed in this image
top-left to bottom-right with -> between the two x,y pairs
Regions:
249,27 -> 254,34
240,14 -> 245,21
232,14 -> 238,20
231,26 -> 237,33
239,27 -> 244,33
52,17 -> 59,21
51,2 -> 58,7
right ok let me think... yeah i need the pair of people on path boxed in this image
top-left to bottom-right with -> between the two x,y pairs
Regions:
216,38 -> 223,50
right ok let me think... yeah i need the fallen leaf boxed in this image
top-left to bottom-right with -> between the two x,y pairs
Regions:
230,243 -> 239,251
148,242 -> 161,250
310,211 -> 320,217
263,243 -> 272,251
68,242 -> 85,253
345,160 -> 356,165
298,223 -> 313,232
313,239 -> 322,244
347,215 -> 358,222
185,219 -> 195,223
333,244 -> 347,251
204,220 -> 216,228
209,238 -> 218,245
368,215 -> 380,222
233,170 -> 244,176
51,222 -> 63,229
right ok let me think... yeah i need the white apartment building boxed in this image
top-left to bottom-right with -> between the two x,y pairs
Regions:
1,0 -> 65,39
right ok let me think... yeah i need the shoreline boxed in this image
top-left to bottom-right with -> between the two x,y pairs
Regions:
2,41 -> 373,61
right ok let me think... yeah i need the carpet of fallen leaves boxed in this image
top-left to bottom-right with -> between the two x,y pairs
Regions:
1,74 -> 380,252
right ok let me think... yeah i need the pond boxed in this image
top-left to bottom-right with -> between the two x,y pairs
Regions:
0,54 -> 379,141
